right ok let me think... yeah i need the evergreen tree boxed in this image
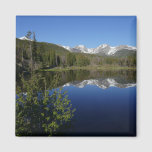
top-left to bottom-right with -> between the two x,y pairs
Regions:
56,55 -> 60,66
49,50 -> 56,67
26,31 -> 33,72
26,31 -> 32,39
67,52 -> 76,66
32,32 -> 38,62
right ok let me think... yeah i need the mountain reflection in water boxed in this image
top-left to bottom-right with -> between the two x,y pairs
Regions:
35,69 -> 136,90
63,78 -> 136,89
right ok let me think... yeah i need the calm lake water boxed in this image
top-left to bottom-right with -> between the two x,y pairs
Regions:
49,70 -> 136,136
17,69 -> 136,136
59,85 -> 136,136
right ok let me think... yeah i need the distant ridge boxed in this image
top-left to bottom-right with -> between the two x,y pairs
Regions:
18,37 -> 136,57
62,44 -> 136,56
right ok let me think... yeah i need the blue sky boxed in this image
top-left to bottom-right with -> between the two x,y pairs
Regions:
16,16 -> 136,48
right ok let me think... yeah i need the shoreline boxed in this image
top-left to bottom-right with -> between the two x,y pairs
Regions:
40,66 -> 136,72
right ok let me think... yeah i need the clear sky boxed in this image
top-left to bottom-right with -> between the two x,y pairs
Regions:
16,16 -> 136,48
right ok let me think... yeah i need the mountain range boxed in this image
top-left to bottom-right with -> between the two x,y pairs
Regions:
19,36 -> 136,57
62,44 -> 136,56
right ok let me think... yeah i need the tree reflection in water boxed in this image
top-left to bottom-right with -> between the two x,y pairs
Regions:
16,74 -> 76,136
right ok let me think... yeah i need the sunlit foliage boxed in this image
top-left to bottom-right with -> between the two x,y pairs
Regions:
16,74 -> 75,136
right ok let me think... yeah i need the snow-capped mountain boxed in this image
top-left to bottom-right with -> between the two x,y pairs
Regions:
19,36 -> 33,41
62,44 -> 136,56
74,45 -> 88,53
63,78 -> 136,89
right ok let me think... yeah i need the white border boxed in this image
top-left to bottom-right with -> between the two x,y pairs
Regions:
0,0 -> 152,151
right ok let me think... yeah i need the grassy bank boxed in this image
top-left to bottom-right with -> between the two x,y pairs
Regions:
40,65 -> 136,72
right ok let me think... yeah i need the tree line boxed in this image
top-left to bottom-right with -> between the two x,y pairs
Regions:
16,31 -> 136,74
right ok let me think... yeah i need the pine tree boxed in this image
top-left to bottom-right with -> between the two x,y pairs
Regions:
32,32 -> 38,62
49,50 -> 56,67
26,31 -> 32,72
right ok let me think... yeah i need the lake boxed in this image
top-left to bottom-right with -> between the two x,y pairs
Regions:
16,69 -> 136,136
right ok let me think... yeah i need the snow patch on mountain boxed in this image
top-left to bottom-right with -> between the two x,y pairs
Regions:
19,36 -> 33,41
62,44 -> 136,56
63,46 -> 71,51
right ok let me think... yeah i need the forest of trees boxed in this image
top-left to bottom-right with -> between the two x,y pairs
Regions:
16,31 -> 136,74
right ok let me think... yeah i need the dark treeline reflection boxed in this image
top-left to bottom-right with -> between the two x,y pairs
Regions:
16,74 -> 76,136
17,69 -> 136,90
43,70 -> 136,88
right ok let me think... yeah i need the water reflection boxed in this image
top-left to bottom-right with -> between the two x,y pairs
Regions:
38,69 -> 136,89
16,69 -> 136,136
17,69 -> 136,90
63,78 -> 136,89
